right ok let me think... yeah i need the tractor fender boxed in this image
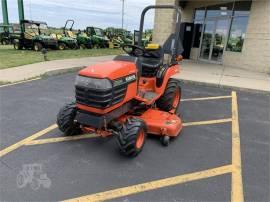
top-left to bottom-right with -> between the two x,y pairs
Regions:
155,64 -> 180,94
156,64 -> 169,88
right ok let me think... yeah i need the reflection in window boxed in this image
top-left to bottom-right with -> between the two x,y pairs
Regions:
206,3 -> 233,18
227,16 -> 249,52
192,8 -> 205,48
192,21 -> 203,48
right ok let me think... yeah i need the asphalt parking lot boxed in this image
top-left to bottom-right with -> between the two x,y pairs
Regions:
0,73 -> 269,202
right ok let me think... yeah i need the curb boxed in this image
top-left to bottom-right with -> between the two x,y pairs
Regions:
1,69 -> 269,94
42,66 -> 86,77
0,66 -> 85,87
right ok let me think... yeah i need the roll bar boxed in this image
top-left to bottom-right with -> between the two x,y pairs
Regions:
64,19 -> 75,31
138,5 -> 182,63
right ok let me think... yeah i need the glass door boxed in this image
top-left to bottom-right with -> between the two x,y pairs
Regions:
199,18 -> 230,63
211,18 -> 230,62
199,20 -> 215,60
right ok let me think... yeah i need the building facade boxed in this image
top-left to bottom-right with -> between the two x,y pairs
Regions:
153,0 -> 270,73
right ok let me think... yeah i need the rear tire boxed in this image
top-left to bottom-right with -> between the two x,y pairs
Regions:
14,41 -> 22,50
156,79 -> 181,113
117,118 -> 147,157
33,42 -> 43,51
2,39 -> 8,45
57,102 -> 81,136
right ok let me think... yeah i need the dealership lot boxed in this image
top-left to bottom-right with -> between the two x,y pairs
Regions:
0,73 -> 269,201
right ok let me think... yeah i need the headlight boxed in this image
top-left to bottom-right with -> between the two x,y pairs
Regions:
75,75 -> 112,90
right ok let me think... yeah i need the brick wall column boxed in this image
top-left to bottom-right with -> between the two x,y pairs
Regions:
153,0 -> 177,44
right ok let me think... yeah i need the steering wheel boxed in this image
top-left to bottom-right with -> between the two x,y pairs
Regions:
122,44 -> 145,57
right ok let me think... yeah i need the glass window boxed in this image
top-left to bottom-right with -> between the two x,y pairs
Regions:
234,1 -> 252,16
194,8 -> 206,20
94,28 -> 104,37
227,16 -> 249,52
206,3 -> 233,18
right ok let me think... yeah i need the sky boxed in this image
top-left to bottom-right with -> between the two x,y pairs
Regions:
0,0 -> 155,30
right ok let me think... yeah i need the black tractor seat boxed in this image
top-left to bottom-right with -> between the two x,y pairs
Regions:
140,45 -> 164,77
141,57 -> 163,69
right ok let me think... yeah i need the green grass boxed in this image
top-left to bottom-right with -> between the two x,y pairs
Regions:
0,45 -> 123,69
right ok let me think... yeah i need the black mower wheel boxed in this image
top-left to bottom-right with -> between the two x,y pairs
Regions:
33,42 -> 43,51
156,79 -> 181,113
57,102 -> 81,136
160,136 -> 170,146
58,43 -> 67,50
117,118 -> 147,157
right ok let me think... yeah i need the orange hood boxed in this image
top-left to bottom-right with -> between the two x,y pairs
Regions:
79,60 -> 137,80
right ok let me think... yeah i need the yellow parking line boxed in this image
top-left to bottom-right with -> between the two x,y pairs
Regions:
231,91 -> 244,202
25,134 -> 98,146
0,77 -> 41,88
23,119 -> 232,146
64,164 -> 233,202
0,124 -> 57,158
181,95 -> 232,102
183,118 -> 232,127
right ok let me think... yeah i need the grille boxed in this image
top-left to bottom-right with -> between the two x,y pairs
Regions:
75,83 -> 127,108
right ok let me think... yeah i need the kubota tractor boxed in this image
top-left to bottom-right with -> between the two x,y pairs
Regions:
57,5 -> 184,157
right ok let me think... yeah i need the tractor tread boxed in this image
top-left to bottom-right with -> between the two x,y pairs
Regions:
117,118 -> 146,157
57,102 -> 81,136
156,79 -> 181,112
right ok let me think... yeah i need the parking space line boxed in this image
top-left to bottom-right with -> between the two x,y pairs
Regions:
0,77 -> 41,88
181,95 -> 232,102
231,91 -> 244,202
22,118 -> 232,146
0,124 -> 57,158
183,118 -> 232,127
25,133 -> 98,146
64,164 -> 233,202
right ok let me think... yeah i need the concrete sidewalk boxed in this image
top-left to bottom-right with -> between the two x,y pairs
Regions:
173,60 -> 270,92
0,56 -> 269,92
0,55 -> 115,83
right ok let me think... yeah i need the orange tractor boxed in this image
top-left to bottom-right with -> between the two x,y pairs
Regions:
57,5 -> 184,157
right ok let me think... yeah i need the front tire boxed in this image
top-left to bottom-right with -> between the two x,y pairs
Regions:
156,79 -> 181,113
2,39 -> 8,45
117,118 -> 147,157
58,42 -> 66,50
57,102 -> 81,136
79,44 -> 86,49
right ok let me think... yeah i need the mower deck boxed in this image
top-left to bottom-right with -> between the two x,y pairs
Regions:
136,108 -> 182,137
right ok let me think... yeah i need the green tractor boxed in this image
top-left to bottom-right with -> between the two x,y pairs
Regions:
76,30 -> 92,49
0,24 -> 14,45
13,20 -> 58,51
85,26 -> 109,48
105,27 -> 133,48
54,20 -> 78,50
134,29 -> 152,47
63,20 -> 92,49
